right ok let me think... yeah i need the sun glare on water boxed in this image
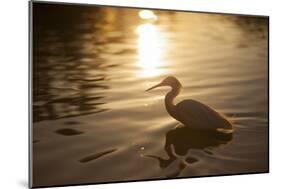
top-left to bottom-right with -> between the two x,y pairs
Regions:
136,10 -> 164,78
138,10 -> 158,21
136,23 -> 165,77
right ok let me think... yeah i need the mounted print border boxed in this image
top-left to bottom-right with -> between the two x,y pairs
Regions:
29,1 -> 269,188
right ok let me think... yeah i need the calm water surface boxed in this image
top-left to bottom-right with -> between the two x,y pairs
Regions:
32,4 -> 268,187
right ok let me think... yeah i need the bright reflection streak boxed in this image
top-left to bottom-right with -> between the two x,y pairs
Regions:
136,23 -> 164,77
139,10 -> 157,20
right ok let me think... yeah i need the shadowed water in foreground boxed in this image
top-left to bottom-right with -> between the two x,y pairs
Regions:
32,2 -> 268,187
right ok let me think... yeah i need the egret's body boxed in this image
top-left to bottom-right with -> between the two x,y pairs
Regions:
146,76 -> 233,131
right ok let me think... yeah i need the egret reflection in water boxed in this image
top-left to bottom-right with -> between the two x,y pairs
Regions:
147,126 -> 233,177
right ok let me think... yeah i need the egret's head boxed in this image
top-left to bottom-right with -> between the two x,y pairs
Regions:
146,76 -> 183,91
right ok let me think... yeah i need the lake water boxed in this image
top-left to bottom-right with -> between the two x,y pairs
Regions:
32,3 -> 268,187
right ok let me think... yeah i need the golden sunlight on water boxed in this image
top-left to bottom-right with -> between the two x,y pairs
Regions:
136,23 -> 165,77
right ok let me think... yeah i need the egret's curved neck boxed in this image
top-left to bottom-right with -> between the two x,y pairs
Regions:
165,86 -> 180,119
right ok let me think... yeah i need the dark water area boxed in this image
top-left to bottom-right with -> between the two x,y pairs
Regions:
32,3 -> 268,187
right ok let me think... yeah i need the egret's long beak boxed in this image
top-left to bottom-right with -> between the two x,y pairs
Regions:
146,82 -> 164,91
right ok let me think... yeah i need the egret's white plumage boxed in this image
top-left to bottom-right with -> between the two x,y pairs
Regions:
146,76 -> 233,131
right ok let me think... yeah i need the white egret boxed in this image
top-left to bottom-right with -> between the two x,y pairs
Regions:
146,76 -> 233,131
